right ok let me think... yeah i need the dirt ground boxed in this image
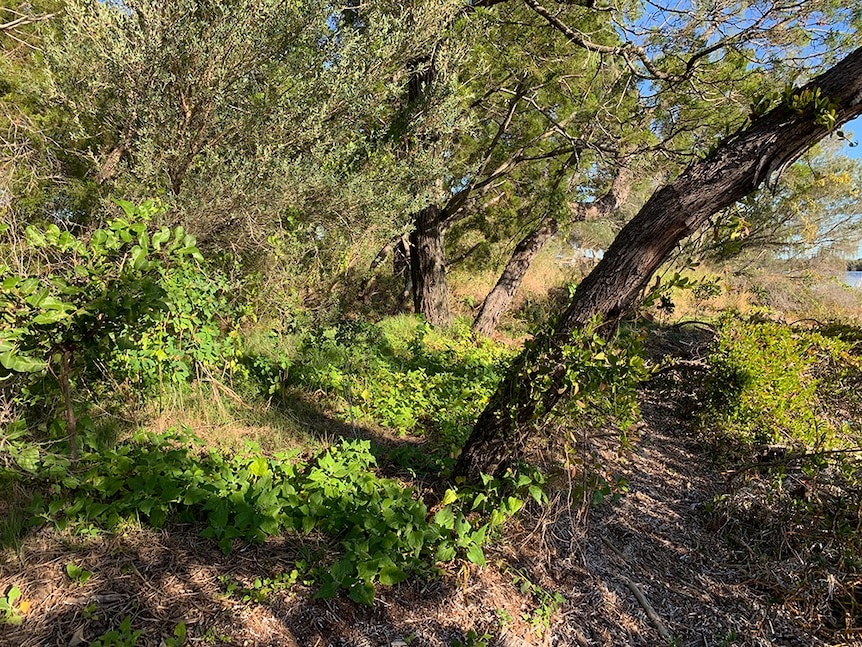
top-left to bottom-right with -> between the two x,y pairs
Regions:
2,332 -> 860,646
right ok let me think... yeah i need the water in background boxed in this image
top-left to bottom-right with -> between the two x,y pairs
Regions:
845,272 -> 862,288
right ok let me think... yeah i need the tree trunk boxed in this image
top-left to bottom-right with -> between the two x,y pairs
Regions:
410,204 -> 452,327
454,46 -> 862,481
59,348 -> 78,466
394,235 -> 413,312
473,217 -> 560,336
472,169 -> 632,337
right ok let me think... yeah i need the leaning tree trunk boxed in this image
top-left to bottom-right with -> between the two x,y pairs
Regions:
473,217 -> 559,336
394,235 -> 413,313
472,169 -> 632,337
454,46 -> 862,482
410,204 -> 452,327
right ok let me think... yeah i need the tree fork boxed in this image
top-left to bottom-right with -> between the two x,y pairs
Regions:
454,47 -> 862,482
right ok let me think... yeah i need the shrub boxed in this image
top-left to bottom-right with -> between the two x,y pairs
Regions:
701,316 -> 854,446
290,316 -> 515,450
0,199 -> 211,458
702,316 -> 862,633
23,429 -> 541,604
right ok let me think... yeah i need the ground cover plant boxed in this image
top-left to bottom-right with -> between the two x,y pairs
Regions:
14,429 -> 540,606
700,316 -> 862,633
287,317 -> 516,451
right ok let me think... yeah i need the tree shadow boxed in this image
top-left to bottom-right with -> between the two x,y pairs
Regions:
1,526 -> 503,647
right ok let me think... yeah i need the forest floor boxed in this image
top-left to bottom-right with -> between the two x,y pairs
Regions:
1,329 -> 857,647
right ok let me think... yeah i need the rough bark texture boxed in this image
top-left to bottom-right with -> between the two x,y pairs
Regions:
472,169 -> 632,336
473,217 -> 560,337
410,204 -> 452,327
394,235 -> 413,313
454,47 -> 862,481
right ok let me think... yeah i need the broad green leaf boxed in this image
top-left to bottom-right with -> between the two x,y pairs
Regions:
114,199 -> 137,219
348,582 -> 375,606
528,485 -> 545,504
441,488 -> 458,506
466,544 -> 486,567
0,351 -> 46,373
130,245 -> 148,271
454,513 -> 471,540
505,497 -> 524,515
18,278 -> 40,295
14,447 -> 39,473
152,227 -> 171,250
406,529 -> 425,551
377,564 -> 407,586
24,226 -> 46,247
471,524 -> 489,545
174,622 -> 187,640
33,310 -> 69,325
65,563 -> 92,584
249,457 -> 269,477
314,579 -> 338,599
6,586 -> 21,604
433,506 -> 454,529
435,544 -> 456,562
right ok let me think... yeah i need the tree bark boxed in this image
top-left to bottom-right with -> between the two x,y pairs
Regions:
410,204 -> 452,327
454,46 -> 862,481
472,169 -> 632,337
394,234 -> 413,312
473,217 -> 560,337
59,348 -> 78,466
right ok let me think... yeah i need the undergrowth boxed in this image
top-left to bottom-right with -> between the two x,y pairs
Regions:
286,316 -> 515,450
701,315 -> 862,633
16,428 -> 543,605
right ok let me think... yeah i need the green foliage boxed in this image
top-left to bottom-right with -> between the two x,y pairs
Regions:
291,317 -> 515,448
701,316 -> 853,445
0,199 -> 202,378
703,317 -> 862,630
65,562 -> 92,586
108,261 -> 249,391
165,622 -> 187,647
24,429 -> 540,604
452,629 -> 493,647
701,147 -> 862,263
0,199 -> 223,460
782,85 -> 839,130
558,322 -> 648,435
0,585 -> 24,625
219,570 -> 298,604
89,616 -> 142,647
509,568 -> 566,635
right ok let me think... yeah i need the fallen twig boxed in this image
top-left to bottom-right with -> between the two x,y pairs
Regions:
601,538 -> 673,641
618,574 -> 672,642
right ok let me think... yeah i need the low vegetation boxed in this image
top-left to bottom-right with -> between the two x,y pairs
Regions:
2,204 -> 861,644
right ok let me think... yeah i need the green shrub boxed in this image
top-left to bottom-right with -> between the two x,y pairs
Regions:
24,429 -> 541,604
0,199 -> 213,458
702,316 -> 862,631
108,263 -> 250,391
558,321 -> 648,436
701,316 -> 853,446
290,316 -> 515,449
0,199 -> 259,469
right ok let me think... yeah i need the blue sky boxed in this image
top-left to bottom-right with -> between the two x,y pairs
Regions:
841,115 -> 862,159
